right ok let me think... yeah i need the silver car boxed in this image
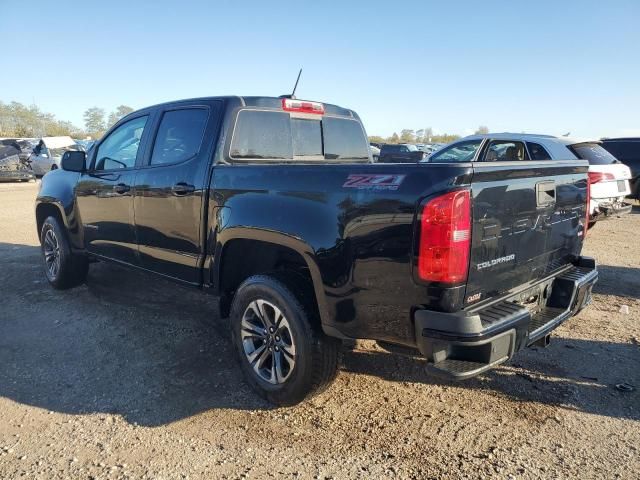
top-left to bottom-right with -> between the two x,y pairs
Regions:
30,136 -> 81,176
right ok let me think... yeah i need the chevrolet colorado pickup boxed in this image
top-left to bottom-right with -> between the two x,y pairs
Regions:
36,96 -> 597,405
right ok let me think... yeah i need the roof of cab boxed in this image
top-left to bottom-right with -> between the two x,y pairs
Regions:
132,96 -> 357,118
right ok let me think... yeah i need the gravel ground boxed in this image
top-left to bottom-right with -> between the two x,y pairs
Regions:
0,181 -> 638,480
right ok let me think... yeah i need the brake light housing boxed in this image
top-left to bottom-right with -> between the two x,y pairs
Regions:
588,171 -> 615,184
418,189 -> 471,284
281,98 -> 325,115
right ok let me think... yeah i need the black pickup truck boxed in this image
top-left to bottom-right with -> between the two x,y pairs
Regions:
36,95 -> 597,405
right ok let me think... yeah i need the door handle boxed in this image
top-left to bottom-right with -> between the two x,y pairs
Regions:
171,182 -> 195,196
113,183 -> 130,194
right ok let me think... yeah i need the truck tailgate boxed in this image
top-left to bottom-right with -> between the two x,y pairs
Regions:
466,161 -> 589,305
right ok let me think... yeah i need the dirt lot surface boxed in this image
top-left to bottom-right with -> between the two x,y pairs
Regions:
1,181 -> 638,479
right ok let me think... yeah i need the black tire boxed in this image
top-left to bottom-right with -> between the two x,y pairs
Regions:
51,164 -> 58,171
230,274 -> 341,406
40,216 -> 88,289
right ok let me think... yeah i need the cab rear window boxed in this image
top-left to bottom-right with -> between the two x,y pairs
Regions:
230,110 -> 369,162
569,143 -> 619,165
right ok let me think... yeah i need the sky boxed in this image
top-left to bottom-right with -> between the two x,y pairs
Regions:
2,0 -> 639,139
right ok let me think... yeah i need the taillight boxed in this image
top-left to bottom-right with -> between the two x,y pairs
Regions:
418,189 -> 471,284
281,98 -> 325,115
588,171 -> 615,184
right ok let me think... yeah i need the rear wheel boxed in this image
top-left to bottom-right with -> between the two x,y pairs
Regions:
40,216 -> 88,289
51,164 -> 58,171
230,274 -> 340,406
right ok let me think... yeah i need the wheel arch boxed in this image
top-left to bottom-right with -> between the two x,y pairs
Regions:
213,229 -> 330,331
35,201 -> 67,239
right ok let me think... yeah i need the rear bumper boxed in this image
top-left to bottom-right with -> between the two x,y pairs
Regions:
414,257 -> 598,380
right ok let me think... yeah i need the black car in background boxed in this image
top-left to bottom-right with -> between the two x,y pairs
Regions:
378,143 -> 426,163
601,138 -> 640,199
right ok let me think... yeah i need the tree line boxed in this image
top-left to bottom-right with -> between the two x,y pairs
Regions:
369,126 -> 489,145
0,101 -> 134,139
1,100 -> 489,145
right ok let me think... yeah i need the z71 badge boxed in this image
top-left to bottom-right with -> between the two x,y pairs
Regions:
343,174 -> 406,191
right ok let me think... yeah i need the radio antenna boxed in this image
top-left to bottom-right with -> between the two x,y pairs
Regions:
290,68 -> 302,99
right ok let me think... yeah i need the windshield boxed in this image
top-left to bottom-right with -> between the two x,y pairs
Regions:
570,143 -> 619,165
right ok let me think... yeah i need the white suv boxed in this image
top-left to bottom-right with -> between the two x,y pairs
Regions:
427,133 -> 633,227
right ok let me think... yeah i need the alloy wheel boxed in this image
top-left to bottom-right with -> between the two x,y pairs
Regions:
43,229 -> 61,279
240,299 -> 297,384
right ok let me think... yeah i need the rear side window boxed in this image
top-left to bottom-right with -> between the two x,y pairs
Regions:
527,142 -> 551,160
430,140 -> 482,163
483,140 -> 529,162
230,110 -> 369,162
570,143 -> 619,165
151,108 -> 208,165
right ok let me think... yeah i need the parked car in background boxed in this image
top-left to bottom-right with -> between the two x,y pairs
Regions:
30,136 -> 83,176
429,133 -> 633,226
369,144 -> 380,162
378,143 -> 426,163
0,138 -> 36,167
36,95 -> 596,404
601,138 -> 640,199
0,143 -> 35,182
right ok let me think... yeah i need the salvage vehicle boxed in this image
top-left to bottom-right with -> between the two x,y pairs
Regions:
36,96 -> 597,405
432,133 -> 633,227
30,136 -> 83,176
601,137 -> 640,200
0,143 -> 35,182
0,138 -> 36,167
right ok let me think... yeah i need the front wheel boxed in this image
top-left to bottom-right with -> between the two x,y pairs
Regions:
230,274 -> 340,406
40,216 -> 88,289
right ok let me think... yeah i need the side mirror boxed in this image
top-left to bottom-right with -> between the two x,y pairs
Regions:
61,150 -> 86,172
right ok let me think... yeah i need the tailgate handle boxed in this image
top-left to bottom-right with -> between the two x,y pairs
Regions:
536,181 -> 556,206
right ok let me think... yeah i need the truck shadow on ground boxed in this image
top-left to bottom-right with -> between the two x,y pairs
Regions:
0,242 -> 638,427
342,336 -> 639,421
593,265 -> 640,298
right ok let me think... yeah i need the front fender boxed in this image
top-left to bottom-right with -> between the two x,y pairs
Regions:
35,170 -> 83,249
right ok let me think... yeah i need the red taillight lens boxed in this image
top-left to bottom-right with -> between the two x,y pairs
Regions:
281,98 -> 325,115
418,189 -> 471,284
588,171 -> 615,184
